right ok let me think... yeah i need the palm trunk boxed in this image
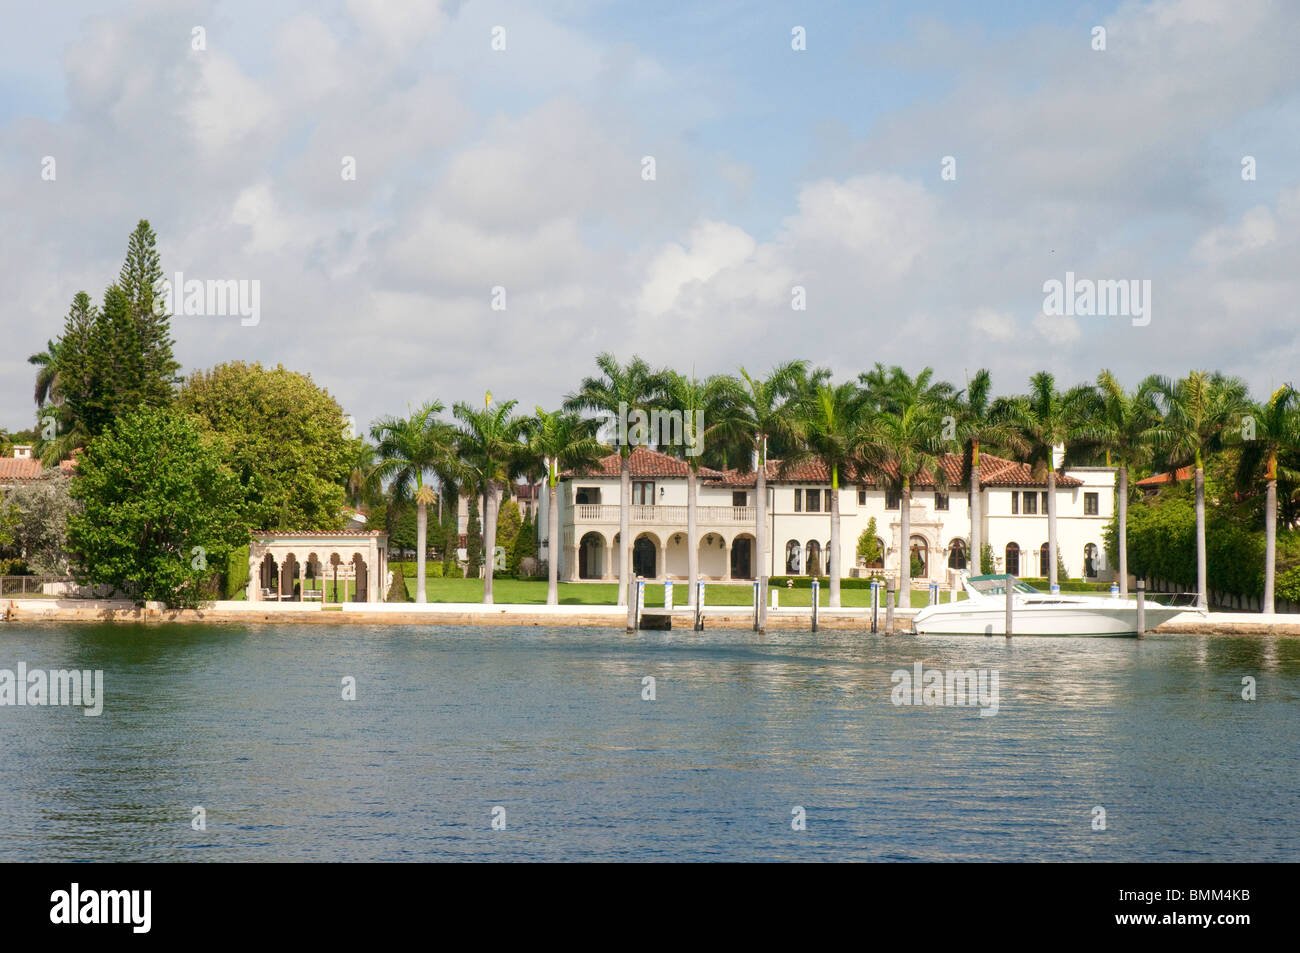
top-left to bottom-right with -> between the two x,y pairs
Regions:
1195,465 -> 1207,611
829,468 -> 841,608
1047,469 -> 1058,589
899,478 -> 911,605
619,454 -> 630,608
416,500 -> 428,603
756,444 -> 768,629
547,472 -> 560,606
483,481 -> 500,604
1265,466 -> 1277,614
686,466 -> 698,608
1118,465 -> 1129,598
969,443 -> 981,575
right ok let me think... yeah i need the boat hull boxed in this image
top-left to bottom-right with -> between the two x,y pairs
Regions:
912,601 -> 1186,637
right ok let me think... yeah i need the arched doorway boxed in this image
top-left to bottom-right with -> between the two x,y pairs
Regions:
578,532 -> 605,579
910,536 -> 928,578
280,553 -> 299,600
1084,543 -> 1099,579
730,534 -> 754,580
632,535 -> 657,578
947,538 -> 967,570
1039,543 -> 1050,578
351,553 -> 368,602
258,554 -> 279,600
1005,543 -> 1020,577
785,539 -> 802,574
804,540 -> 822,576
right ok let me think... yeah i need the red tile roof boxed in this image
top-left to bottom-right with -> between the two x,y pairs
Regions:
715,453 -> 1082,488
1136,466 -> 1194,488
571,446 -> 727,480
0,457 -> 47,481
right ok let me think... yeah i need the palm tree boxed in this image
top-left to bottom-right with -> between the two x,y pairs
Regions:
28,339 -> 63,407
661,371 -> 744,608
526,408 -> 605,605
786,379 -> 869,608
730,361 -> 809,624
1074,370 -> 1160,597
346,440 -> 379,511
859,366 -> 955,604
995,372 -> 1093,589
1234,384 -> 1300,613
1146,371 -> 1250,610
454,395 -> 531,605
565,354 -> 670,607
953,368 -> 1026,577
370,402 -> 456,603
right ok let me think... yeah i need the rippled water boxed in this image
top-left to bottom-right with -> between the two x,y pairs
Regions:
1,622 -> 1297,861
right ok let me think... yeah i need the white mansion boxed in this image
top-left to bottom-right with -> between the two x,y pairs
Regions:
537,446 -> 1117,587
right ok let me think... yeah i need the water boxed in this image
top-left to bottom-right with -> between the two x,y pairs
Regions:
1,622 -> 1297,861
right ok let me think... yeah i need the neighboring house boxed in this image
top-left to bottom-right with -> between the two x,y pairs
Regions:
1135,467 -> 1194,495
536,446 -> 1116,586
0,446 -> 75,490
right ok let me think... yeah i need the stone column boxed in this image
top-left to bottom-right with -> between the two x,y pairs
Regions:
723,542 -> 732,581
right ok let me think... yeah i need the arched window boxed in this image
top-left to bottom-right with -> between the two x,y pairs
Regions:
947,538 -> 968,570
785,540 -> 801,574
805,540 -> 822,576
1005,543 -> 1020,577
1039,543 -> 1050,578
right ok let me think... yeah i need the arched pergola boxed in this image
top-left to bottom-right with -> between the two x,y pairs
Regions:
248,531 -> 388,603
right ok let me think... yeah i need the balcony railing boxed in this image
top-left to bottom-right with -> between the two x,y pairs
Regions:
572,504 -> 755,524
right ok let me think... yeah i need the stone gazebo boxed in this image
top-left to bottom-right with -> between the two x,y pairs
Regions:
248,531 -> 389,603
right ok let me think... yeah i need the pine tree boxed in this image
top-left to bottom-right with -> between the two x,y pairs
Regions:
119,220 -> 179,405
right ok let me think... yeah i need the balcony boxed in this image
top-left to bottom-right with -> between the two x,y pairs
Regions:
572,503 -> 755,524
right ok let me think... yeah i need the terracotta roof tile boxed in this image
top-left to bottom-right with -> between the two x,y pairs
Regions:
0,458 -> 47,481
701,452 -> 1082,488
571,446 -> 727,480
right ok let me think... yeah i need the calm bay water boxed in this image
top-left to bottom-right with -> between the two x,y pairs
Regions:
1,622 -> 1297,862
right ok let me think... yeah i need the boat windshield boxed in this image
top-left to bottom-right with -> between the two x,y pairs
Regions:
967,576 -> 1042,596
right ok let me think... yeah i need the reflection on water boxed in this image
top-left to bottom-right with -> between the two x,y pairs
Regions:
1,622 -> 1297,861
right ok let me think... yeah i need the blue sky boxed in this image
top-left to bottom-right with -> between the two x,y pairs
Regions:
2,0 -> 1299,433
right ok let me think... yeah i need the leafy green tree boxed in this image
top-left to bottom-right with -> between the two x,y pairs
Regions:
509,516 -> 535,575
3,476 -> 78,574
67,408 -> 248,607
496,497 -> 522,555
525,407 -> 604,604
369,401 -> 457,602
180,362 -> 355,532
857,517 -> 881,566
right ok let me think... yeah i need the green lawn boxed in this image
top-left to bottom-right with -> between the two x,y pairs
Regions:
400,575 -> 963,608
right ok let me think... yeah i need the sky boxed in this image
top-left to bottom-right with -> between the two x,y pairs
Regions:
2,0 -> 1298,434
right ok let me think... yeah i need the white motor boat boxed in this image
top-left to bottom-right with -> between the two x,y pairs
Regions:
912,573 -> 1195,637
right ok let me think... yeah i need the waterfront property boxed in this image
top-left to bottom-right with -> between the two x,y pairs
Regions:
537,446 -> 1116,587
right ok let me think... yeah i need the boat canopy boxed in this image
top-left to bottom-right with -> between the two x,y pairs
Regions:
966,574 -> 1042,596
